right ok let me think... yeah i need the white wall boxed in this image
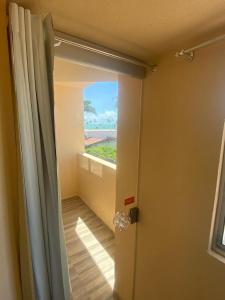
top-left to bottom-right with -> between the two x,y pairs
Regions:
54,83 -> 85,199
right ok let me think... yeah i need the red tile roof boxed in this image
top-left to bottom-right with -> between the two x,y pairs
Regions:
84,137 -> 104,146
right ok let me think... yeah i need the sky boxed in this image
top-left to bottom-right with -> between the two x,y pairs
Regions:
83,81 -> 118,113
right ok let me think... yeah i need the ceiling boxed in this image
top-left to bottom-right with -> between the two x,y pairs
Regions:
15,0 -> 225,62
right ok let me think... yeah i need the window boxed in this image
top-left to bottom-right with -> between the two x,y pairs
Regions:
83,81 -> 118,164
209,125 -> 225,260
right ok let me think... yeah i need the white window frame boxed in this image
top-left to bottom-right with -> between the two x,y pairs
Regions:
209,123 -> 225,263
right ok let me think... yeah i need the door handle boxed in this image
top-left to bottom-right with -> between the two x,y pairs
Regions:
113,207 -> 139,231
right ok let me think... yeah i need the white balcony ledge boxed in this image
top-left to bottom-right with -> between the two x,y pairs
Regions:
81,152 -> 116,170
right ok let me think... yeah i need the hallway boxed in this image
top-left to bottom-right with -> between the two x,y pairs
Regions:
62,197 -> 115,300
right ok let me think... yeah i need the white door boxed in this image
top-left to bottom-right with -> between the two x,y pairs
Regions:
114,74 -> 142,300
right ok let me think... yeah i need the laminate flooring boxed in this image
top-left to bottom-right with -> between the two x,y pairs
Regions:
62,197 -> 115,300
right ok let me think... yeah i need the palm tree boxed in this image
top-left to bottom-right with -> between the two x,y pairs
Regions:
84,100 -> 96,114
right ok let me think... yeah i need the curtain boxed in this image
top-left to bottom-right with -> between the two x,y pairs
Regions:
9,3 -> 71,300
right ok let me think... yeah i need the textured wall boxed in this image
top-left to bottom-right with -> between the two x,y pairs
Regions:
135,42 -> 225,299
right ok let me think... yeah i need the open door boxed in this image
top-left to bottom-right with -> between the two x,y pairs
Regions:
114,74 -> 142,300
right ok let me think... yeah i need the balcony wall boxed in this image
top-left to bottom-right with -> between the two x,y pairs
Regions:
54,83 -> 85,199
77,153 -> 116,231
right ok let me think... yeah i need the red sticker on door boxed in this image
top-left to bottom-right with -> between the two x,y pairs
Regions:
124,196 -> 135,205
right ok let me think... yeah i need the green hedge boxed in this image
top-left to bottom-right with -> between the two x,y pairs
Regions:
86,144 -> 116,163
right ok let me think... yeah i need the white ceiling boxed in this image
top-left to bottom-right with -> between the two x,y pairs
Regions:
15,0 -> 225,62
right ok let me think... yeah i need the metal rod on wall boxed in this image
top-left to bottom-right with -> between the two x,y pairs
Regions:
54,31 -> 157,71
175,33 -> 225,61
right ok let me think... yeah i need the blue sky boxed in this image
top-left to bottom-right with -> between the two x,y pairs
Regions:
83,81 -> 118,113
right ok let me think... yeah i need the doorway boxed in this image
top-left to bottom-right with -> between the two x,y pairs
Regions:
54,57 -> 142,300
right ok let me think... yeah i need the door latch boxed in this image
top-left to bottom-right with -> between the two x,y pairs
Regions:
129,207 -> 139,224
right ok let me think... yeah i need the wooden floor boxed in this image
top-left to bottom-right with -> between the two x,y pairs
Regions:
62,197 -> 115,300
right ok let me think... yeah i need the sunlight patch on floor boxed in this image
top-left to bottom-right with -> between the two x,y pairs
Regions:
75,216 -> 115,289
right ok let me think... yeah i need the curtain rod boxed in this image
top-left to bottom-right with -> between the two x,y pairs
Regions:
175,33 -> 225,61
54,31 -> 157,71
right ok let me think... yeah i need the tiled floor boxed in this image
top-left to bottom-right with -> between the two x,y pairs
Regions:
62,197 -> 115,300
